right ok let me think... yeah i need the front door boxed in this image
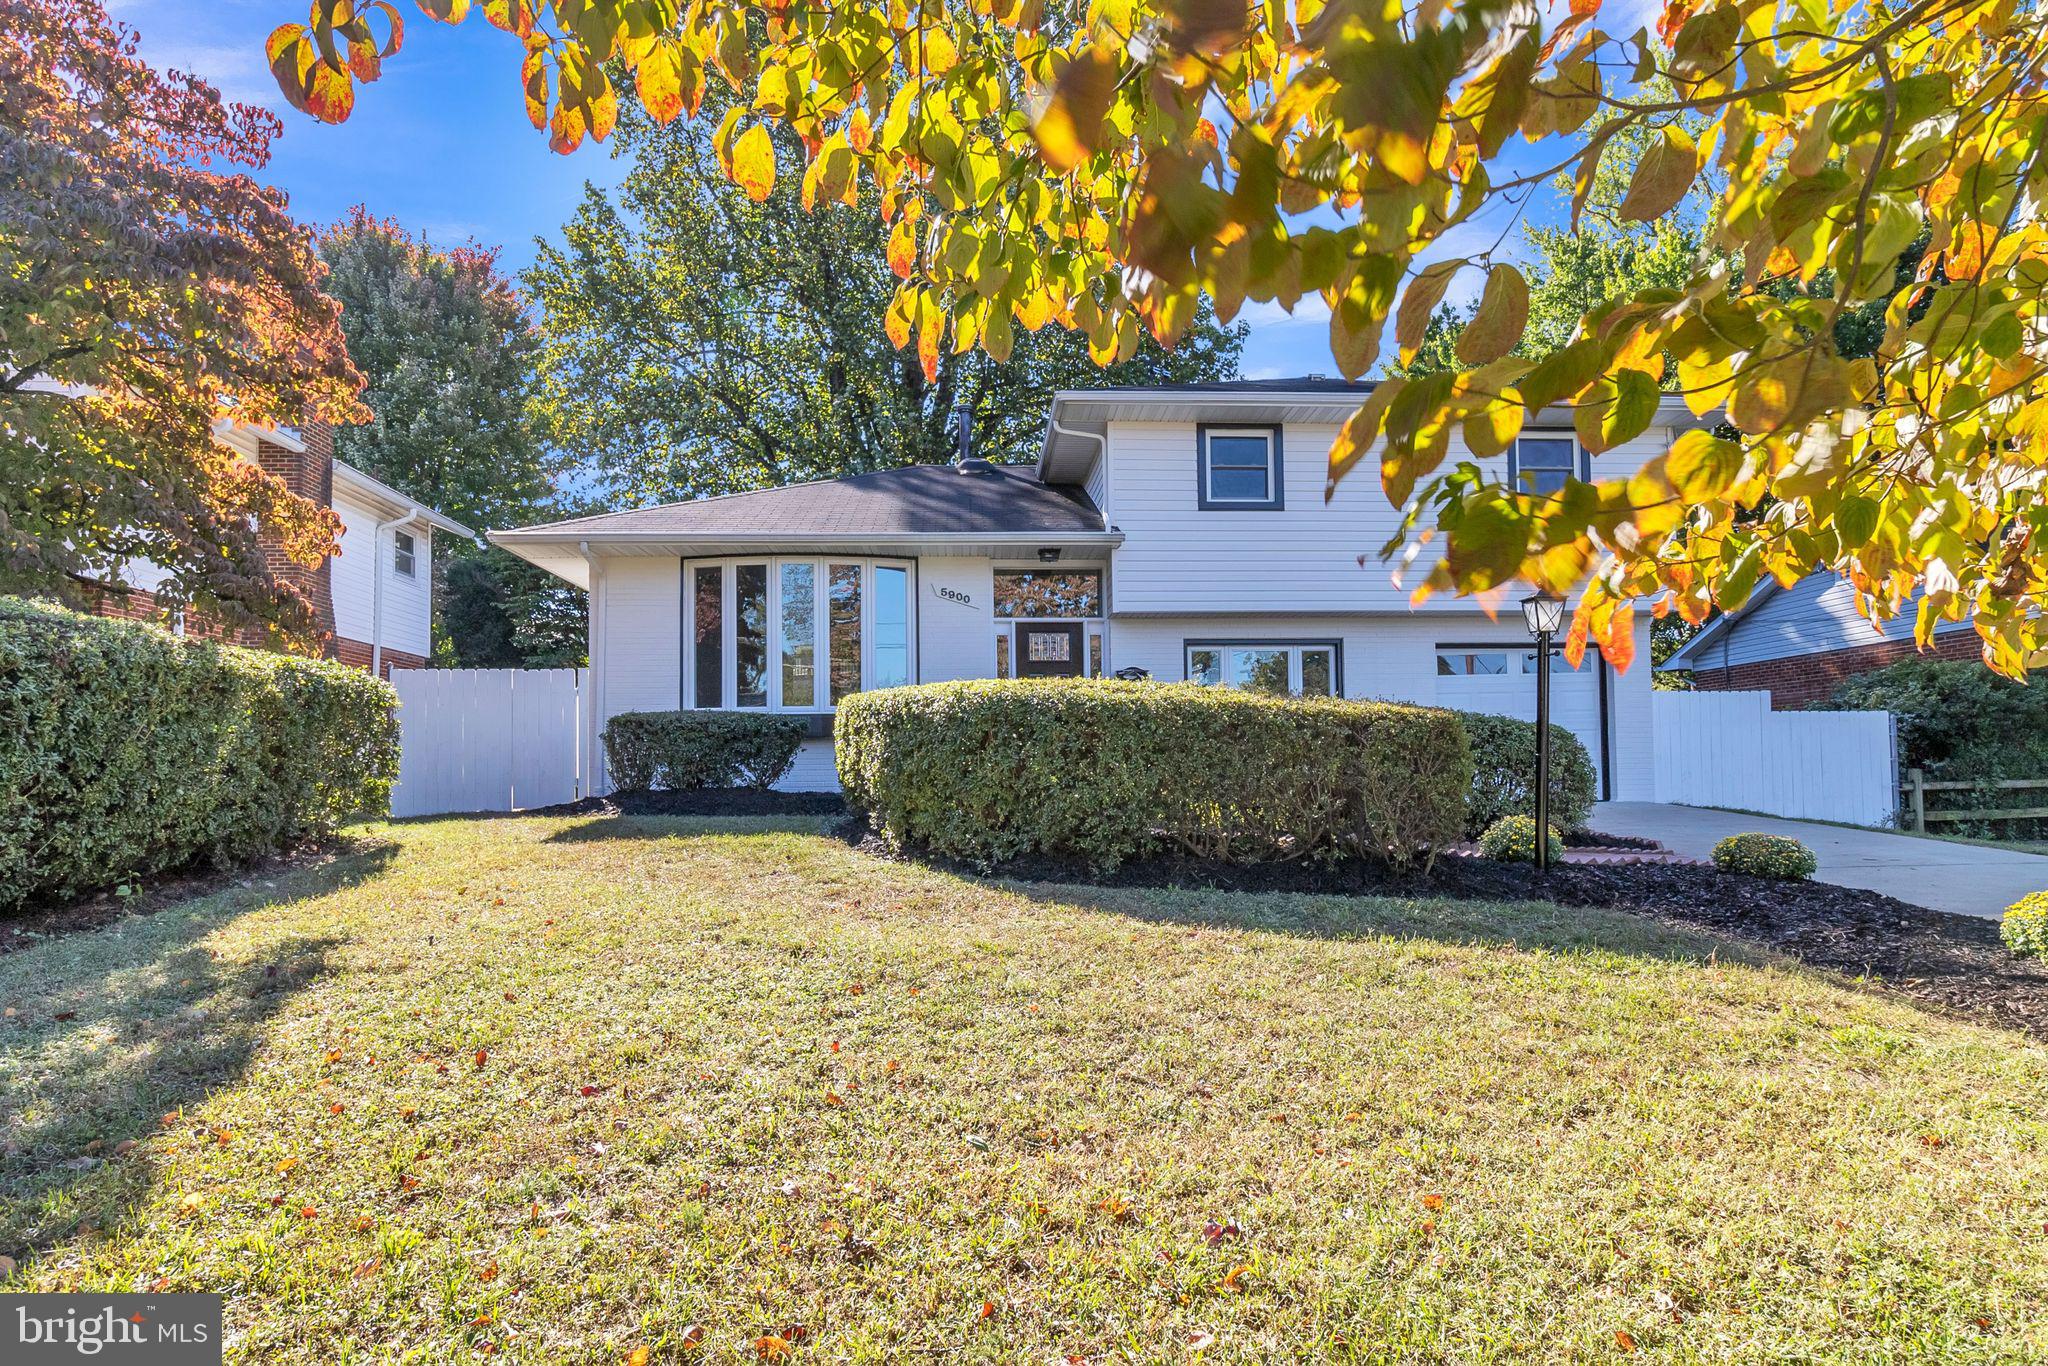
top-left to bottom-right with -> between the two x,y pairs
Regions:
1014,622 -> 1084,677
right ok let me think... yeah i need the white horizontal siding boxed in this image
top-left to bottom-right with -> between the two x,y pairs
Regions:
1712,573 -> 1971,668
332,488 -> 434,659
591,555 -> 681,794
1105,419 -> 1670,616
919,557 -> 995,682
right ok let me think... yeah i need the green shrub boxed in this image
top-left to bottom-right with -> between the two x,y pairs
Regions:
603,710 -> 805,791
0,597 -> 398,910
1458,711 -> 1597,837
2002,892 -> 2048,958
1711,833 -> 1819,880
836,679 -> 1471,870
1477,814 -> 1563,864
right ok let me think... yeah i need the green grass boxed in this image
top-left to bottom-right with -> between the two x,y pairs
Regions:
3,813 -> 2047,1362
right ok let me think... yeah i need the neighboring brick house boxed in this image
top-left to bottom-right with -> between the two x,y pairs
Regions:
97,417 -> 472,678
1665,571 -> 1981,707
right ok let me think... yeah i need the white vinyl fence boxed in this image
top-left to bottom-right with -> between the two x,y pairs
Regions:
1651,690 -> 1898,827
389,669 -> 583,818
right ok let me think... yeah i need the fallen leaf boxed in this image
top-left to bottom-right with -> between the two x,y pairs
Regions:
0,1254 -> 15,1279
113,1140 -> 135,1156
828,1039 -> 840,1053
479,1260 -> 499,1281
277,1157 -> 300,1176
326,1049 -> 343,1064
1421,1193 -> 1445,1212
824,1091 -> 844,1107
298,1205 -> 319,1219
753,1335 -> 793,1360
1202,1221 -> 1241,1246
1615,1329 -> 1638,1352
353,1257 -> 382,1280
1220,1262 -> 1250,1291
475,1049 -> 489,1069
625,1349 -> 650,1366
977,1300 -> 996,1320
354,1215 -> 374,1231
1187,1329 -> 1216,1350
177,1193 -> 205,1216
679,1323 -> 706,1350
329,1103 -> 346,1116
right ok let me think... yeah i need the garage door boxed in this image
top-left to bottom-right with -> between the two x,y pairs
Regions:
1432,645 -> 1606,798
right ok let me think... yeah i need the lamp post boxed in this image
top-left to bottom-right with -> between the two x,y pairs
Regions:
1520,591 -> 1567,873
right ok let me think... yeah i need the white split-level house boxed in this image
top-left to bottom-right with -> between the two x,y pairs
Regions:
493,379 -> 1705,797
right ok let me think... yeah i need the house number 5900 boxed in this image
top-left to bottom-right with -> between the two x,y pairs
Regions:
933,585 -> 972,607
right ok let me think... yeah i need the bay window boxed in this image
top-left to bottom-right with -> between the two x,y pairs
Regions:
686,558 -> 913,710
1185,642 -> 1340,697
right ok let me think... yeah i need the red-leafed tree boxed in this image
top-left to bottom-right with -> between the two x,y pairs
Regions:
0,0 -> 365,647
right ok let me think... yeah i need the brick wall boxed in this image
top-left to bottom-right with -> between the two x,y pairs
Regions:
1690,630 -> 1983,707
333,635 -> 428,679
256,421 -> 338,653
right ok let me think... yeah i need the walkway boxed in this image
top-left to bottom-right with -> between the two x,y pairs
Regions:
1590,802 -> 2048,921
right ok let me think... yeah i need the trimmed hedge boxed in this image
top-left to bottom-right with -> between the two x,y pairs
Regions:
603,710 -> 805,791
1478,815 -> 1564,864
0,597 -> 398,910
1458,711 -> 1598,836
1711,833 -> 1818,880
2002,891 -> 2048,958
836,679 -> 1471,870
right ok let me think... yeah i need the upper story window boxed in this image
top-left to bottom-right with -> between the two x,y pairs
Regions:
1197,424 -> 1284,510
392,529 -> 417,577
688,557 -> 912,712
1510,435 -> 1582,498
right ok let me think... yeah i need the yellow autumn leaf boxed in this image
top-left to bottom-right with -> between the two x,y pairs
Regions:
733,123 -> 776,203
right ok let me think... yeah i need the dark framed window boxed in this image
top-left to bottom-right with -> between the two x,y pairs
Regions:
1184,640 -> 1339,696
692,566 -> 723,709
1509,435 -> 1581,497
392,529 -> 416,577
1197,424 -> 1284,510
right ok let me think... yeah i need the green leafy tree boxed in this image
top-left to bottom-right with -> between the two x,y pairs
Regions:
316,209 -> 586,664
526,102 -> 1243,506
318,208 -> 560,531
276,0 -> 2048,677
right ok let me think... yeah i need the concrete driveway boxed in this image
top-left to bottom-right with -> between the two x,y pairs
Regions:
1591,802 -> 2048,920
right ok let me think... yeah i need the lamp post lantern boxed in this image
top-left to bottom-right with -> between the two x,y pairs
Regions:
1520,592 -> 1567,873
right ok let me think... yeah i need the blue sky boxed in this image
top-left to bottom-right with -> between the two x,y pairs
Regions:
112,0 -> 1654,380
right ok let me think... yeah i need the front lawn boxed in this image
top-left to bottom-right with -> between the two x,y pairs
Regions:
3,813 -> 2046,1361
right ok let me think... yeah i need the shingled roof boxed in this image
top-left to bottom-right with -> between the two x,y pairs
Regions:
501,462 -> 1103,540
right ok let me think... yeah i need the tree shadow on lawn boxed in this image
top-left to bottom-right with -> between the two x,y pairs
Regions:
994,873 -> 1778,970
0,842 -> 395,1264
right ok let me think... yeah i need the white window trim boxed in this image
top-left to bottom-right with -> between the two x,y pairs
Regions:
1199,425 -> 1283,509
392,529 -> 417,577
1184,641 -> 1339,696
685,556 -> 915,713
1507,432 -> 1585,497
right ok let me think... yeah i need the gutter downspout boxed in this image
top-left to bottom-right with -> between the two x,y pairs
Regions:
369,513 -> 411,678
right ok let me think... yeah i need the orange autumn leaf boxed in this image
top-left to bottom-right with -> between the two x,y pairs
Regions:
475,1049 -> 488,1069
625,1348 -> 650,1366
1421,1193 -> 1445,1212
1615,1328 -> 1638,1352
754,1335 -> 793,1360
1220,1263 -> 1250,1291
977,1300 -> 996,1320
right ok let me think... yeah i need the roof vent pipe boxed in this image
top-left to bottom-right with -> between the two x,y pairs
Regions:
952,403 -> 997,473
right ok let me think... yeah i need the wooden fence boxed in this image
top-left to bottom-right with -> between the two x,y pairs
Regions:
1651,690 -> 1899,827
1900,770 -> 2048,833
389,668 -> 583,818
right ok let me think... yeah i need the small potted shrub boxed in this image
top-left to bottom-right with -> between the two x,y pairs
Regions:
1711,833 -> 1819,880
2002,891 -> 2048,958
1478,814 -> 1563,864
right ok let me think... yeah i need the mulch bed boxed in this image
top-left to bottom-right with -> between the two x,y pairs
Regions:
531,789 -> 848,819
838,817 -> 2048,1041
1,838 -> 372,957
